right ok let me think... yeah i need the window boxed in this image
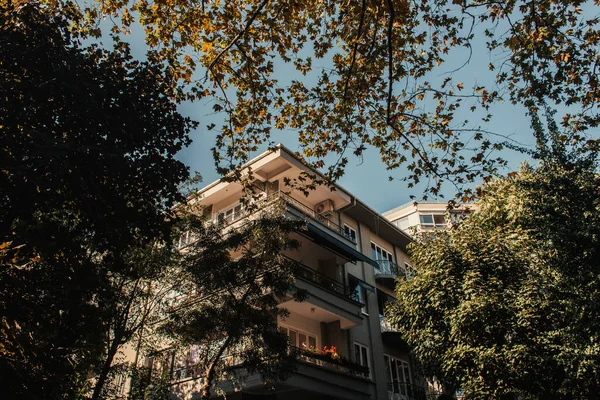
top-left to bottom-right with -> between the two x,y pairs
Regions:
177,230 -> 193,249
377,289 -> 395,317
404,262 -> 416,279
348,275 -> 368,314
278,325 -> 317,349
371,242 -> 393,261
371,242 -> 394,273
354,342 -> 371,378
343,224 -> 357,246
384,355 -> 411,396
217,203 -> 244,226
419,213 -> 446,229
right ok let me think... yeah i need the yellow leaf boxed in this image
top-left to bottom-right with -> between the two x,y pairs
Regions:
202,41 -> 213,53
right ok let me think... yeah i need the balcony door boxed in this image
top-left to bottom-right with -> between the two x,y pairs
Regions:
217,203 -> 244,225
279,325 -> 318,350
384,355 -> 411,399
371,242 -> 393,262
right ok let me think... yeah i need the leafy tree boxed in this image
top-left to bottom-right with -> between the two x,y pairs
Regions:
128,366 -> 173,400
153,202 -> 307,400
39,0 -> 600,197
90,243 -> 188,400
0,2 -> 196,398
387,108 -> 600,398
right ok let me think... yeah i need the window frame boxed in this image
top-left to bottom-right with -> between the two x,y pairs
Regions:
348,275 -> 369,315
370,241 -> 393,261
419,213 -> 447,229
354,342 -> 371,378
217,202 -> 245,225
278,324 -> 319,350
177,230 -> 193,249
343,224 -> 358,247
384,354 -> 412,396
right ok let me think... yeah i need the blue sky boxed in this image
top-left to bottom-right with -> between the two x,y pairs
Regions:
171,36 -> 536,213
112,15 -> 538,214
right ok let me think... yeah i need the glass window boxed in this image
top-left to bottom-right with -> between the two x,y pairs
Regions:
354,342 -> 371,378
348,275 -> 368,314
343,224 -> 357,246
217,203 -> 244,226
177,230 -> 193,249
371,242 -> 393,262
419,214 -> 434,224
377,289 -> 394,316
433,214 -> 446,225
384,354 -> 411,395
279,325 -> 317,349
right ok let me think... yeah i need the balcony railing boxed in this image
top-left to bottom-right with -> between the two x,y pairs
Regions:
276,191 -> 350,241
147,347 -> 248,383
293,260 -> 360,303
294,347 -> 369,378
374,260 -> 399,276
147,345 -> 369,384
178,190 -> 358,251
374,260 -> 416,280
211,190 -> 356,243
379,315 -> 398,333
388,382 -> 428,400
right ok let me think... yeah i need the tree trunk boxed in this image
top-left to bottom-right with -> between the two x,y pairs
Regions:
91,333 -> 122,400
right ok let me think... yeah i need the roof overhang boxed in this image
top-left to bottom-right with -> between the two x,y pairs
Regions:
301,223 -> 379,267
342,200 -> 413,253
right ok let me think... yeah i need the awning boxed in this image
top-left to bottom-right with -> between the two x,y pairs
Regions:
302,223 -> 379,268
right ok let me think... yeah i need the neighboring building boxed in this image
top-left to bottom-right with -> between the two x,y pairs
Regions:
383,201 -> 474,235
133,145 -> 433,399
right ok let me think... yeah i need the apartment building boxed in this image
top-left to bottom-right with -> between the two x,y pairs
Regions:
138,145 -> 430,400
383,201 -> 474,235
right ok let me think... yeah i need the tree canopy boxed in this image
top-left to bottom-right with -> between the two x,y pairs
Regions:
38,0 -> 600,197
0,2 -> 195,397
387,109 -> 600,398
147,202 -> 307,399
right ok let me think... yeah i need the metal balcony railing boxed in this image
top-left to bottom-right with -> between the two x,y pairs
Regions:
373,260 -> 416,280
210,190 -> 356,243
276,191 -> 348,239
374,260 -> 400,276
379,315 -> 398,333
388,382 -> 428,400
292,260 -> 360,303
148,348 -> 246,383
294,347 -> 369,378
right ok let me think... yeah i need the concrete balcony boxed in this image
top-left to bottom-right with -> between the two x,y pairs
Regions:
207,190 -> 353,242
379,315 -> 410,351
153,344 -> 373,400
222,350 -> 373,400
293,261 -> 359,303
